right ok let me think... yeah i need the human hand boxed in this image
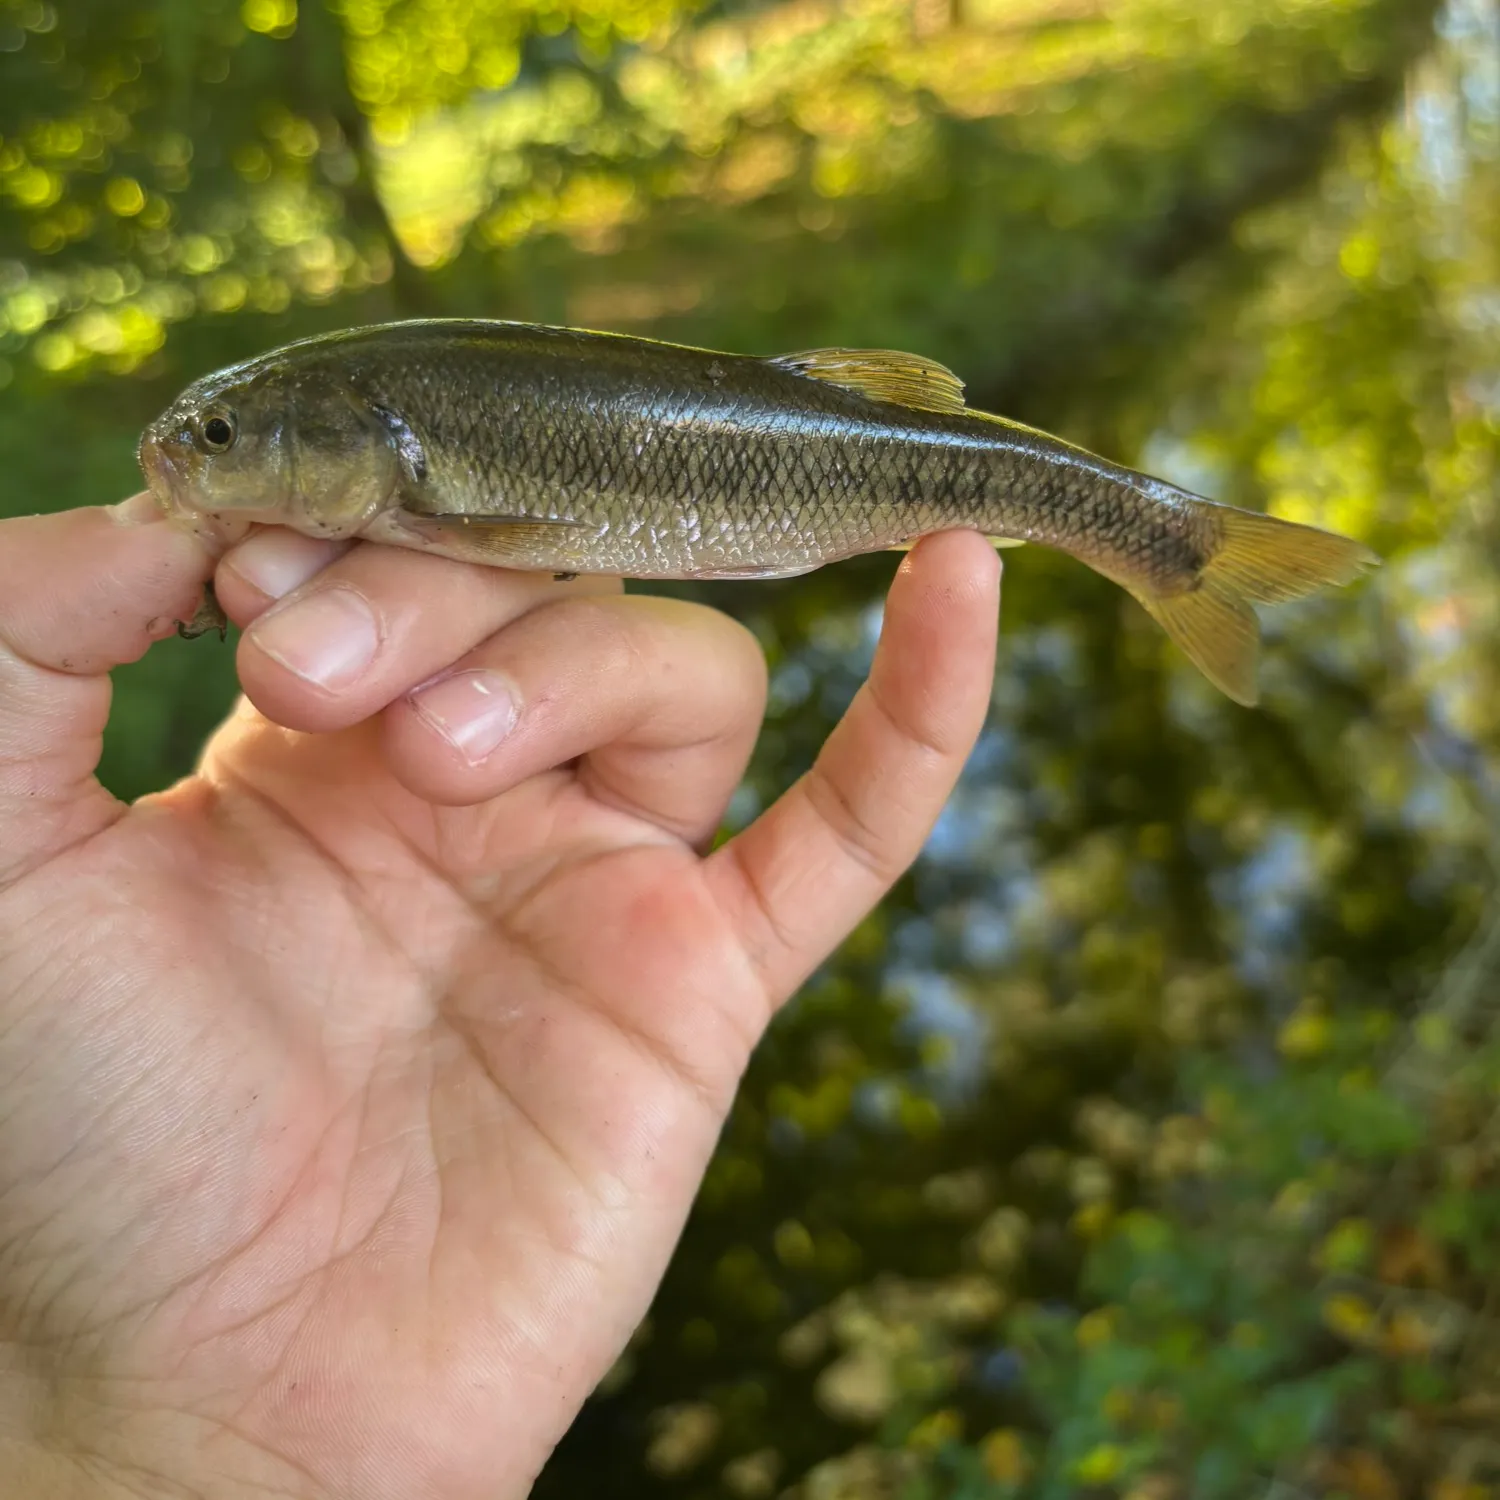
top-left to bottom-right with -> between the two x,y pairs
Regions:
0,495 -> 1000,1499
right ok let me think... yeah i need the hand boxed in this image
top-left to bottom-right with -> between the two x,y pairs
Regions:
0,494 -> 1000,1500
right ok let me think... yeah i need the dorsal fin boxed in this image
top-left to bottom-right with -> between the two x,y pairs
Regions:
769,348 -> 967,415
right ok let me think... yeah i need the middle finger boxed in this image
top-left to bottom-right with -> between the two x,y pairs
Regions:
218,530 -> 621,733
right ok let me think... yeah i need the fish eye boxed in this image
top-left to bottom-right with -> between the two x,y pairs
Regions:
196,411 -> 238,453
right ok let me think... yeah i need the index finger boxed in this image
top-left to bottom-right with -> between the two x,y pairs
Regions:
706,530 -> 1001,1007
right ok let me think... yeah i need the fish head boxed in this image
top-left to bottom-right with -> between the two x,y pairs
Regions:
139,358 -> 403,548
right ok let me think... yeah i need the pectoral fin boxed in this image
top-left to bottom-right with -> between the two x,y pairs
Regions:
387,511 -> 594,568
770,348 -> 967,415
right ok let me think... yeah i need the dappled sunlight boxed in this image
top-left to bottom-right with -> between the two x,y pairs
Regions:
3,0 -> 1499,1493
0,0 -> 1468,371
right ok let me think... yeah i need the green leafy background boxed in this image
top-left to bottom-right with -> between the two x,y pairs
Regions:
2,0 -> 1498,1493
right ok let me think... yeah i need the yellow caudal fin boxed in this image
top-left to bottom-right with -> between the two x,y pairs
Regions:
1134,506 -> 1378,706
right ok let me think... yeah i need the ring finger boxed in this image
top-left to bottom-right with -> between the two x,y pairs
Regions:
382,593 -> 769,847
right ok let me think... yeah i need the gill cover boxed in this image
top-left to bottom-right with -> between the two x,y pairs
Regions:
282,373 -> 408,538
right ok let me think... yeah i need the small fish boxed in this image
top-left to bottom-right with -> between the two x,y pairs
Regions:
139,319 -> 1376,704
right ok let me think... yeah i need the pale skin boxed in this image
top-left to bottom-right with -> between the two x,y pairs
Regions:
0,492 -> 1000,1500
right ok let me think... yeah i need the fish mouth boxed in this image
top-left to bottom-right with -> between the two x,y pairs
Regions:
137,423 -> 187,515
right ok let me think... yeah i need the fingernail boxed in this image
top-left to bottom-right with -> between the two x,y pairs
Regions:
249,588 -> 380,690
226,530 -> 345,601
409,670 -> 519,764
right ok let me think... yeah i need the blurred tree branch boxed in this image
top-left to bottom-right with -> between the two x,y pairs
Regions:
293,0 -> 437,317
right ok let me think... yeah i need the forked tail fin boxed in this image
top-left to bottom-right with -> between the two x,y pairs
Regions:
1130,504 -> 1378,706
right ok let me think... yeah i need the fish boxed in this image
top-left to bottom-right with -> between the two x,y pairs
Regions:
138,318 -> 1377,704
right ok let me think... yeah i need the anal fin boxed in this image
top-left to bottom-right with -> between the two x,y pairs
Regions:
683,561 -> 821,580
886,534 -> 1026,553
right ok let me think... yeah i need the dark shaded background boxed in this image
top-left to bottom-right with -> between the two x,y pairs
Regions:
2,0 -> 1498,1493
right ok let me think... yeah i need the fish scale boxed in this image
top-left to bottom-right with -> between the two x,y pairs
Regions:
139,318 -> 1377,705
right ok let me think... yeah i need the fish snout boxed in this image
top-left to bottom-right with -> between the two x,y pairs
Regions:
137,416 -> 189,504
136,414 -> 239,548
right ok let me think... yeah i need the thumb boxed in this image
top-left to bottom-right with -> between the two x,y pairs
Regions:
0,493 -> 214,886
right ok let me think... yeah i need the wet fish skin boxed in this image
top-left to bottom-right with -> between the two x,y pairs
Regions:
142,321 -> 1192,577
139,319 -> 1377,704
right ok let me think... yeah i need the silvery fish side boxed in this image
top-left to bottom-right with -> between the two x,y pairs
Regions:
139,319 -> 1377,704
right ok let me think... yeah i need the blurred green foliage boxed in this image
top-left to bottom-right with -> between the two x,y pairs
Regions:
3,0 -> 1500,1494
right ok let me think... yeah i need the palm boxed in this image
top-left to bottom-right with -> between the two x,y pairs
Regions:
0,504 -> 998,1500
